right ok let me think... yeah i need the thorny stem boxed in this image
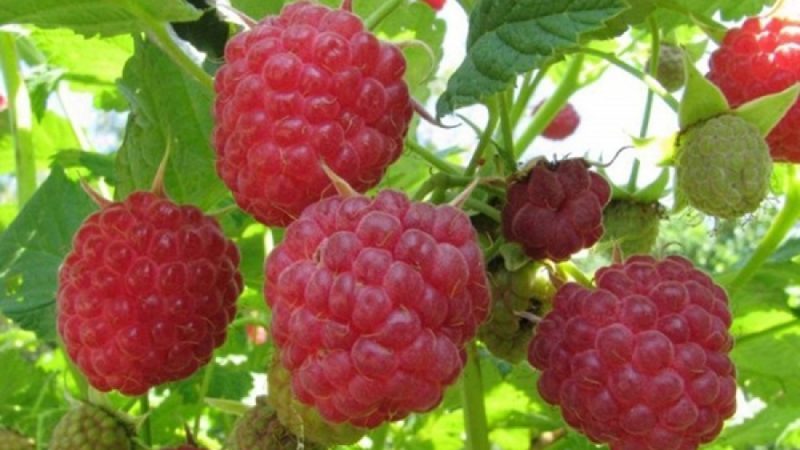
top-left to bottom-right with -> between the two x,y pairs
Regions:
461,342 -> 491,450
726,165 -> 800,295
496,92 -> 518,171
364,0 -> 405,30
579,47 -> 679,112
516,54 -> 584,159
0,33 -> 36,206
405,139 -> 462,175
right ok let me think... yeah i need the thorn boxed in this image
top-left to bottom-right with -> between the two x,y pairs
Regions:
320,161 -> 358,197
448,177 -> 479,209
341,0 -> 353,12
151,139 -> 173,197
413,99 -> 460,129
80,179 -> 112,209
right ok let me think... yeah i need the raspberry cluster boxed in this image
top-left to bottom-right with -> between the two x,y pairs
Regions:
502,158 -> 611,262
708,17 -> 800,162
265,190 -> 490,427
529,255 -> 736,450
57,192 -> 243,395
213,1 -> 413,226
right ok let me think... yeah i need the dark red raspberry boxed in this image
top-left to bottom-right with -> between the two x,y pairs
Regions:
213,1 -> 413,226
708,16 -> 800,162
534,101 -> 581,140
529,255 -> 736,450
422,0 -> 445,10
57,191 -> 243,396
265,190 -> 491,428
502,158 -> 610,262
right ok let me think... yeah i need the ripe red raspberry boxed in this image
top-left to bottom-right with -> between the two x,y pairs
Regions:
422,0 -> 445,10
265,190 -> 491,428
502,158 -> 610,262
213,1 -> 413,226
57,191 -> 243,396
534,101 -> 581,140
0,94 -> 7,112
529,255 -> 736,450
708,16 -> 800,162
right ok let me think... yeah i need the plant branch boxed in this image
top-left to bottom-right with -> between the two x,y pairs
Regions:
461,341 -> 490,450
495,93 -> 518,171
510,67 -> 547,128
405,139 -> 462,175
465,104 -> 500,176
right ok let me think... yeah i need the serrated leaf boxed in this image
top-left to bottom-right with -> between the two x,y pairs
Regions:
116,37 -> 226,209
734,83 -> 800,138
678,53 -> 730,129
0,0 -> 201,37
436,0 -> 625,117
0,167 -> 97,340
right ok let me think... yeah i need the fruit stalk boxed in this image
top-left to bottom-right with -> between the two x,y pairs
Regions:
510,67 -> 547,128
727,165 -> 800,294
629,17 -> 661,191
0,33 -> 36,206
461,342 -> 490,450
142,394 -> 153,446
405,140 -> 461,175
465,103 -> 500,176
516,54 -> 583,157
496,91 -> 518,171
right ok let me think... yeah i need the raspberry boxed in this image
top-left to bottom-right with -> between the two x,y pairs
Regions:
422,0 -> 445,10
675,114 -> 772,219
529,255 -> 736,450
502,158 -> 611,262
49,404 -> 136,450
268,361 -> 367,446
534,101 -> 580,140
265,190 -> 491,427
213,1 -> 413,226
478,262 -> 555,364
600,199 -> 663,257
0,428 -> 34,450
652,44 -> 686,92
227,395 -> 325,450
57,191 -> 243,395
0,94 -> 7,112
708,17 -> 800,162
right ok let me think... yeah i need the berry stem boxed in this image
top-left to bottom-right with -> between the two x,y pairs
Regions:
369,423 -> 390,450
141,394 -> 152,447
628,17 -> 661,192
0,33 -> 36,207
579,47 -> 679,112
405,139 -> 462,175
510,67 -> 548,128
464,198 -> 501,222
139,18 -> 214,92
557,261 -> 593,288
461,341 -> 491,450
516,54 -> 584,158
495,92 -> 518,171
726,165 -> 800,295
364,0 -> 406,31
465,106 -> 499,176
193,363 -> 215,437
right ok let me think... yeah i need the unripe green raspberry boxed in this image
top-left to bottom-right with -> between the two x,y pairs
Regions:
226,396 -> 324,450
652,44 -> 686,92
49,404 -> 135,450
600,199 -> 663,257
478,263 -> 555,364
0,428 -> 34,450
676,114 -> 772,219
267,362 -> 365,447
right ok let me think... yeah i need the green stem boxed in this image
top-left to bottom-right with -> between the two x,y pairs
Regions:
230,316 -> 270,329
629,18 -> 660,192
370,423 -> 390,450
516,54 -> 584,158
405,139 -> 462,175
143,22 -> 214,92
141,394 -> 152,447
0,33 -> 36,206
510,68 -> 547,128
726,166 -> 800,295
579,47 -> 679,112
414,178 -> 437,201
461,342 -> 490,450
558,261 -> 593,288
364,0 -> 405,30
464,198 -> 501,223
193,363 -> 215,437
466,105 -> 500,176
735,318 -> 800,347
496,92 -> 517,171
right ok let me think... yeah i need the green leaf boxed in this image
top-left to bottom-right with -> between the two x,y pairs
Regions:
734,83 -> 800,138
0,0 -> 201,37
0,110 -> 80,174
436,0 -> 626,117
116,37 -> 227,209
678,54 -> 730,129
0,167 -> 97,340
